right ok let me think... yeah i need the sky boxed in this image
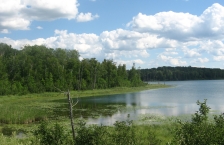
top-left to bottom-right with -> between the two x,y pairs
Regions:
1,0 -> 224,69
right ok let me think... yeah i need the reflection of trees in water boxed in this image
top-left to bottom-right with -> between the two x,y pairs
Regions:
53,102 -> 126,119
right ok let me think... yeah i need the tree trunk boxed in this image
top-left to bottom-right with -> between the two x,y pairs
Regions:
67,90 -> 75,141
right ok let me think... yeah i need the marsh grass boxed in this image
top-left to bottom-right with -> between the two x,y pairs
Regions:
71,84 -> 171,98
0,95 -> 53,124
0,84 -> 169,125
0,84 -> 172,144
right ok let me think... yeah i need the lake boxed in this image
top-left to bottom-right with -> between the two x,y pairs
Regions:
77,80 -> 224,125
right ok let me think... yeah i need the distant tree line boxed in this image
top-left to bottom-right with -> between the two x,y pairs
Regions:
0,43 -> 143,95
141,66 -> 224,81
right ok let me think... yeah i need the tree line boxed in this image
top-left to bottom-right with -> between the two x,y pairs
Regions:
0,43 -> 143,95
141,66 -> 224,81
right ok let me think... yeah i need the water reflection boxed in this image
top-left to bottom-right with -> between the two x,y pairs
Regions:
79,80 -> 224,125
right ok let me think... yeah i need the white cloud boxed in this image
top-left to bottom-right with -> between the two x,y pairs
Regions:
127,3 -> 224,41
100,29 -> 178,50
198,58 -> 209,63
213,56 -> 224,61
0,29 -> 151,68
22,0 -> 79,20
163,51 -> 178,56
115,59 -> 144,67
36,26 -> 43,29
0,29 -> 9,33
0,30 -> 102,59
158,54 -> 187,66
0,0 -> 78,31
76,13 -> 99,22
192,58 -> 209,63
183,49 -> 201,58
0,0 -> 97,31
105,50 -> 149,60
0,0 -> 29,30
197,40 -> 224,56
1,3 -> 224,68
170,58 -> 187,66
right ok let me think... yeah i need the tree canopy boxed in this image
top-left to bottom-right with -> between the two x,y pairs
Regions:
0,43 -> 143,95
141,66 -> 224,81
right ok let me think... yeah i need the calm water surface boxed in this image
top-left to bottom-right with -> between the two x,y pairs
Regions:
79,80 -> 224,125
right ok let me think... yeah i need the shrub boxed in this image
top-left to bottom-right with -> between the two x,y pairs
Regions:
170,99 -> 224,145
75,120 -> 108,145
33,122 -> 72,145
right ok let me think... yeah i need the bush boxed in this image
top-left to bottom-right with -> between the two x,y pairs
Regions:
170,99 -> 224,145
75,120 -> 108,145
75,119 -> 161,145
33,122 -> 72,145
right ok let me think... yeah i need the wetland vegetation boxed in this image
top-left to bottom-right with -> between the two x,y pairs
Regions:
0,84 -> 172,144
1,98 -> 224,145
1,44 -> 224,144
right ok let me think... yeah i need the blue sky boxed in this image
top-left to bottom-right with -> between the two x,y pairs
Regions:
0,0 -> 224,69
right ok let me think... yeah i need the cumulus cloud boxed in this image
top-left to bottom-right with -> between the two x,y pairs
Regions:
105,50 -> 149,60
191,58 -> 209,63
115,59 -> 145,67
183,49 -> 201,58
100,29 -> 178,50
213,56 -> 224,61
0,29 -> 152,68
1,3 -> 224,68
0,0 -> 78,31
0,30 -> 102,59
22,0 -> 79,20
36,26 -> 43,29
197,40 -> 224,56
158,54 -> 187,66
0,0 -> 98,31
127,3 -> 224,41
76,13 -> 99,22
0,0 -> 30,31
0,29 -> 9,33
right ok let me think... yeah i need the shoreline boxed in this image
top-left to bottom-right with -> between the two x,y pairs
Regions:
72,84 -> 172,98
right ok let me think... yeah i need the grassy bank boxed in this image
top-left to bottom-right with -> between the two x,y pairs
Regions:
0,84 -> 171,125
72,83 -> 171,98
2,91 -> 224,144
0,84 -> 172,144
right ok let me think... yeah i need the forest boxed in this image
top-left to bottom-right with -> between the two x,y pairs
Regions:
141,66 -> 224,81
0,43 -> 143,96
1,43 -> 224,96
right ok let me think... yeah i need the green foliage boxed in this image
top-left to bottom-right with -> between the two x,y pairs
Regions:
74,119 -> 161,145
75,120 -> 108,145
111,120 -> 136,145
129,63 -> 144,87
141,66 -> 224,81
0,43 -> 145,95
171,99 -> 224,145
32,119 -> 162,145
34,122 -> 72,145
192,100 -> 210,124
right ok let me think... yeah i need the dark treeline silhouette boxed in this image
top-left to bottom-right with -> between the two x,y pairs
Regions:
141,66 -> 224,81
0,43 -> 143,95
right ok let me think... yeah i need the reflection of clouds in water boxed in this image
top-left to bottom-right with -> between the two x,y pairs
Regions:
87,104 -> 224,126
87,111 -> 135,126
209,105 -> 224,113
86,80 -> 224,125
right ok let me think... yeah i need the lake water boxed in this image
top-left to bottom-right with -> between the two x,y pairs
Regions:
78,80 -> 224,125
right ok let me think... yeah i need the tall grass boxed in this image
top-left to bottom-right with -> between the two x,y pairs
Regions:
0,84 -> 170,125
0,94 -> 55,124
0,132 -> 32,145
0,105 -> 47,124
